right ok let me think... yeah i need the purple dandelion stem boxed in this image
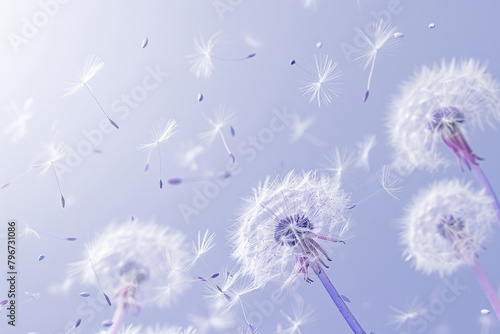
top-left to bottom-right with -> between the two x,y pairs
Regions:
312,265 -> 366,334
470,261 -> 500,321
470,164 -> 500,226
108,297 -> 126,334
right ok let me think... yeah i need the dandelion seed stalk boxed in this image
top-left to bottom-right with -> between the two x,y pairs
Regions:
470,164 -> 500,226
470,261 -> 500,321
84,83 -> 119,129
51,161 -> 65,208
312,264 -> 366,334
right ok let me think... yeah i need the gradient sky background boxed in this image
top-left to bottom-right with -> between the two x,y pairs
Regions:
1,0 -> 500,333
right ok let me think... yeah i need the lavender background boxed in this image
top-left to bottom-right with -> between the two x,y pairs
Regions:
1,0 -> 500,333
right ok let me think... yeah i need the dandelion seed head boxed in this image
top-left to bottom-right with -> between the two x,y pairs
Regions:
400,179 -> 495,277
387,58 -> 500,174
231,170 -> 350,289
189,32 -> 220,80
377,165 -> 402,201
66,218 -> 191,308
138,119 -> 178,151
297,54 -> 342,108
63,55 -> 104,97
389,298 -> 428,330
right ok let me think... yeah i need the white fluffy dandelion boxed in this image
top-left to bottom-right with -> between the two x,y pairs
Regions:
138,119 -> 178,188
387,58 -> 500,224
189,32 -> 255,80
231,170 -> 367,334
355,20 -> 399,102
400,179 -> 500,319
63,55 -> 119,129
199,106 -> 237,163
65,218 -> 193,334
291,54 -> 342,108
32,142 -> 71,208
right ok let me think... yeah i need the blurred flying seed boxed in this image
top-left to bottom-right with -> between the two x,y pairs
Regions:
428,23 -> 435,29
75,318 -> 81,328
230,126 -> 235,137
168,178 -> 182,185
102,320 -> 113,327
66,237 -> 77,241
316,42 -> 322,49
229,153 -> 235,163
38,254 -> 45,261
393,32 -> 404,38
210,273 -> 219,279
142,37 -> 148,48
481,309 -> 491,315
104,293 -> 112,306
197,276 -> 206,282
198,93 -> 203,102
93,149 -> 103,153
79,292 -> 90,297
130,216 -> 135,221
341,295 -> 350,302
290,59 -> 296,65
159,180 -> 163,189
61,195 -> 66,208
0,300 -> 7,305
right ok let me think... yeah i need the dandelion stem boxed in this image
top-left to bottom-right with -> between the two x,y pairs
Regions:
470,261 -> 500,321
470,164 -> 500,226
157,142 -> 163,188
108,298 -> 126,334
84,83 -> 119,129
51,162 -> 65,208
312,265 -> 366,334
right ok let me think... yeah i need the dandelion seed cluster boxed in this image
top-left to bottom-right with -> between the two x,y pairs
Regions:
400,179 -> 496,277
231,170 -> 351,288
388,58 -> 500,174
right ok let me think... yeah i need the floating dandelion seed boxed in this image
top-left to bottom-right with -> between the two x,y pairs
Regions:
354,20 -> 399,102
387,58 -> 500,225
189,32 -> 256,80
280,301 -> 317,334
62,55 -> 119,129
198,93 -> 204,102
349,165 -> 402,209
138,119 -> 178,188
192,230 -> 216,265
203,269 -> 258,331
481,309 -> 491,315
168,171 -> 231,186
64,318 -> 81,334
355,134 -> 377,171
231,170 -> 367,334
428,23 -> 436,29
20,291 -> 40,304
79,292 -> 90,297
389,298 -> 428,331
20,224 -> 76,241
289,112 -> 328,148
3,98 -> 34,143
142,37 -> 148,48
400,179 -> 500,320
393,32 -> 404,38
199,106 -> 237,163
32,142 -> 71,208
102,319 -> 113,327
320,147 -> 356,183
38,254 -> 45,261
291,54 -> 342,108
65,218 -> 194,332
